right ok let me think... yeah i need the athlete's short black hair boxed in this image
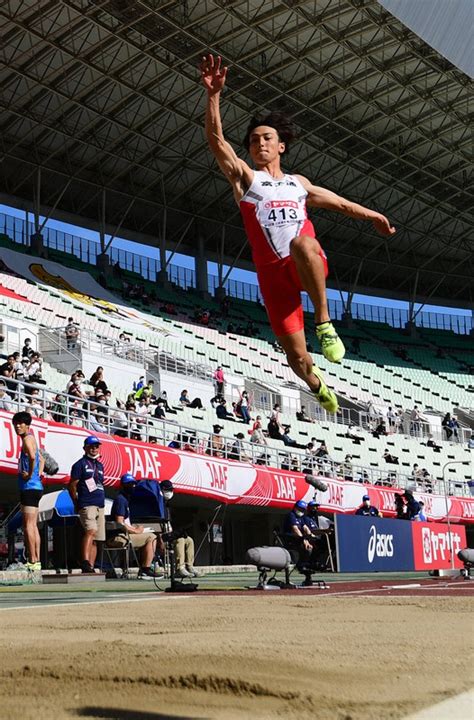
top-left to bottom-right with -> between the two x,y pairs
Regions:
12,411 -> 32,426
243,112 -> 296,155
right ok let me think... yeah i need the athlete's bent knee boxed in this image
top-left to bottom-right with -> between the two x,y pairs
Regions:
290,234 -> 321,258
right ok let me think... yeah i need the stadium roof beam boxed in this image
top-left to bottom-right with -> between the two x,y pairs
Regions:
0,0 -> 471,305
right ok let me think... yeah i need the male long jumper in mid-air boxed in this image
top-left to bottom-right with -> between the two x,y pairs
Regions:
200,54 -> 395,414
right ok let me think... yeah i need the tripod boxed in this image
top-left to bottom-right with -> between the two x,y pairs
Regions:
164,535 -> 198,593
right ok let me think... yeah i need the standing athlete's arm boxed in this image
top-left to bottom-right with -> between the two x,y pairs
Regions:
22,435 -> 37,479
200,54 -> 252,198
296,175 -> 396,237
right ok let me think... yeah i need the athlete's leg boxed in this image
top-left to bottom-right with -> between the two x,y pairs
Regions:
277,330 -> 338,413
22,508 -> 40,563
276,330 -> 319,391
290,235 -> 329,324
290,235 -> 345,362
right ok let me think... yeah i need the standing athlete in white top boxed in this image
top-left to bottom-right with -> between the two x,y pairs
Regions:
201,55 -> 395,413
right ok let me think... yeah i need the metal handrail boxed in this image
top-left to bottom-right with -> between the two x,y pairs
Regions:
0,376 -> 471,497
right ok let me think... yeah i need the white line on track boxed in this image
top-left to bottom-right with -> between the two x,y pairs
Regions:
0,594 -> 193,611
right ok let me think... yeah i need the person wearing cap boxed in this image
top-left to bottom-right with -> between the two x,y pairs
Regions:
283,500 -> 311,546
355,494 -> 382,517
68,436 -> 106,573
210,424 -> 224,457
303,500 -> 321,535
229,432 -> 251,462
108,474 -> 163,579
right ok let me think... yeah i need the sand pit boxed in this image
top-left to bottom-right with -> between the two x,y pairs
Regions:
0,593 -> 472,719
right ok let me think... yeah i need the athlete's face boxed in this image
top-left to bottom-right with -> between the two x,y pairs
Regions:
13,421 -> 28,437
248,126 -> 285,164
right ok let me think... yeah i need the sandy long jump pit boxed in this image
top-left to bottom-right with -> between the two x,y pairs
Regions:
0,591 -> 472,719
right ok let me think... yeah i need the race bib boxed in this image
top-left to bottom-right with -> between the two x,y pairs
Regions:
258,200 -> 306,228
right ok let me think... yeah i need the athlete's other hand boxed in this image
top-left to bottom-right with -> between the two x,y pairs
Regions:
372,213 -> 396,236
200,54 -> 228,94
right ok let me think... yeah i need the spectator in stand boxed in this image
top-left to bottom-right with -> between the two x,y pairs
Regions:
21,338 -> 35,359
386,406 -> 396,430
50,393 -> 66,423
153,400 -> 166,420
346,424 -> 362,444
267,415 -> 283,440
89,366 -> 108,394
134,379 -> 155,402
296,405 -> 314,423
210,424 -> 224,457
25,387 -> 51,420
372,419 -> 388,439
314,440 -> 329,458
179,389 -> 203,409
24,352 -> 45,384
420,468 -> 433,493
355,494 -> 382,517
0,354 -> 16,393
88,412 -> 108,434
216,398 -> 235,421
468,433 -> 474,450
237,390 -> 251,424
134,376 -> 145,392
213,366 -> 225,395
343,454 -> 353,482
157,390 -> 177,414
68,436 -> 105,573
65,317 -> 79,351
250,416 -> 267,445
410,406 -> 423,436
229,432 -> 251,462
383,448 -> 399,465
0,380 -> 13,410
281,425 -> 305,449
426,434 -> 441,453
447,415 -> 460,442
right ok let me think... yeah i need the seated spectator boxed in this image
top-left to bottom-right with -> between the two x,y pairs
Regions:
394,492 -> 407,519
210,424 -> 224,458
89,366 -> 108,393
250,416 -> 267,446
355,494 -> 382,517
109,406 -> 129,437
179,389 -> 203,409
281,426 -> 305,449
426,434 -> 441,452
419,468 -> 433,493
343,454 -> 353,481
88,412 -> 108,434
66,371 -> 86,398
447,416 -> 460,442
157,390 -> 176,414
21,337 -> 35,359
134,379 -> 156,402
216,398 -> 235,421
314,440 -> 329,458
296,405 -> 314,423
229,432 -> 251,462
346,424 -> 362,444
468,433 -> 474,450
24,352 -> 45,384
372,420 -> 388,438
154,400 -> 166,420
108,474 -> 163,579
267,417 -> 282,440
383,448 -> 399,464
0,380 -> 13,411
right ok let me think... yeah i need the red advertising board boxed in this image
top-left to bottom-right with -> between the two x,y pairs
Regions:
412,522 -> 467,570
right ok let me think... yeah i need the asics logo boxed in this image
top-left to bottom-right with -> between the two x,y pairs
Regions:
367,524 -> 394,563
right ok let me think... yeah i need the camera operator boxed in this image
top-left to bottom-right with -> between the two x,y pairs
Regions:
160,480 -> 200,579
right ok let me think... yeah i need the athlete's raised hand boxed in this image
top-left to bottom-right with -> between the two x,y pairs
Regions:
200,54 -> 228,95
372,213 -> 396,236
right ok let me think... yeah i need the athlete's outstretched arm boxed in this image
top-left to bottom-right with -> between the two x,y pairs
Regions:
296,175 -> 396,237
200,54 -> 252,191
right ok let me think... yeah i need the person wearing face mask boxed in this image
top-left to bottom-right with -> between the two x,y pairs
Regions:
68,436 -> 106,573
108,474 -> 163,579
355,494 -> 382,517
160,480 -> 199,579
